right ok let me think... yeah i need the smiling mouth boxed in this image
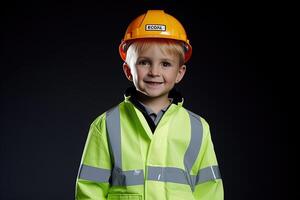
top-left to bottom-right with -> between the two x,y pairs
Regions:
144,81 -> 163,85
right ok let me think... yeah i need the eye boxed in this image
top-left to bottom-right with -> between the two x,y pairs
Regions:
137,59 -> 150,66
162,62 -> 171,67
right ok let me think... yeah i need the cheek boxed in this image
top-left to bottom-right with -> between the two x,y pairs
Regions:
131,69 -> 143,84
135,67 -> 147,78
130,67 -> 139,77
165,71 -> 179,82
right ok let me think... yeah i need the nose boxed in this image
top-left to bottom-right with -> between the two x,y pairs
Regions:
148,64 -> 160,76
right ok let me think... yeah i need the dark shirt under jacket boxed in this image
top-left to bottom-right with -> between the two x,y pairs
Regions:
124,87 -> 183,133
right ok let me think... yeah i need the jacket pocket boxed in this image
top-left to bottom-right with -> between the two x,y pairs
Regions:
107,193 -> 142,200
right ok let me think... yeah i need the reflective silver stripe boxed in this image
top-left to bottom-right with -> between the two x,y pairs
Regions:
106,106 -> 122,168
111,169 -> 145,186
106,106 -> 145,186
147,166 -> 189,185
78,164 -> 110,182
193,165 -> 221,185
185,111 -> 203,190
106,106 -> 123,185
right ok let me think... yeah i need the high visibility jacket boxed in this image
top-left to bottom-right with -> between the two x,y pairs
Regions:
75,97 -> 223,200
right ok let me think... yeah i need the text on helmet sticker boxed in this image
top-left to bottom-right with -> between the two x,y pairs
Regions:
145,24 -> 166,31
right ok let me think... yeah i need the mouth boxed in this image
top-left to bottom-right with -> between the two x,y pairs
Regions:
144,81 -> 163,85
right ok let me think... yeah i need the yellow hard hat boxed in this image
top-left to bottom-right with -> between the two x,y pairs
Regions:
119,10 -> 192,63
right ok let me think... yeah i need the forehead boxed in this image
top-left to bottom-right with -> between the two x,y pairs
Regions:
135,42 -> 181,60
138,44 -> 175,59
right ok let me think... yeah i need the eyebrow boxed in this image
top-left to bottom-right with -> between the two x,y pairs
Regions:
137,57 -> 174,62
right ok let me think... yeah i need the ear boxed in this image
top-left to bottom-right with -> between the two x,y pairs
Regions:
175,64 -> 186,83
123,62 -> 133,81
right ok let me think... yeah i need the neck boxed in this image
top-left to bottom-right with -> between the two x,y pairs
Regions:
136,92 -> 171,114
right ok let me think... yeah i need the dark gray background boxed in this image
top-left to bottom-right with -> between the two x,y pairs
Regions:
1,1 -> 288,200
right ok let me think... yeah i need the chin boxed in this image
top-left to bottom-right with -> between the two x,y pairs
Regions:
147,91 -> 169,98
138,87 -> 170,98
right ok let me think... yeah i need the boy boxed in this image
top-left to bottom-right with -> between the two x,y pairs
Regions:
75,10 -> 223,200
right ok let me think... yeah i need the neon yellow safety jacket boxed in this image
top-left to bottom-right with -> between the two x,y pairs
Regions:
75,95 -> 223,200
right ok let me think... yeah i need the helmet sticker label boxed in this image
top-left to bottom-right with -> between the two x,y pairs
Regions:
145,24 -> 166,31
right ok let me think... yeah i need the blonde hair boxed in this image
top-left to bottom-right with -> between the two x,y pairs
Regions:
126,39 -> 185,67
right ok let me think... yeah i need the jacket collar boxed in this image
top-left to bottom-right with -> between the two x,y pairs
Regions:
124,86 -> 184,105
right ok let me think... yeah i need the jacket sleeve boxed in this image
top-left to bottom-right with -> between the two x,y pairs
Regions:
75,114 -> 112,200
193,117 -> 224,200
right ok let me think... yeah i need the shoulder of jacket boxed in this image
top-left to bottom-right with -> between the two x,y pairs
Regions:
89,102 -> 122,128
184,108 -> 210,132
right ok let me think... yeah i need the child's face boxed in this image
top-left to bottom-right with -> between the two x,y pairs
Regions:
124,44 -> 186,100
